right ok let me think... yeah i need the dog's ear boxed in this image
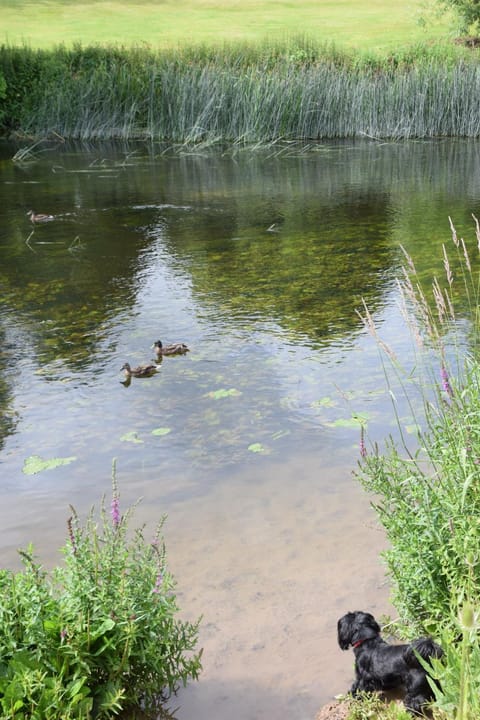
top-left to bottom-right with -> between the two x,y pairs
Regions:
337,611 -> 381,650
337,612 -> 357,650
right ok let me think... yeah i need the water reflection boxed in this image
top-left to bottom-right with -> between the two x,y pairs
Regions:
147,188 -> 394,343
0,139 -> 479,719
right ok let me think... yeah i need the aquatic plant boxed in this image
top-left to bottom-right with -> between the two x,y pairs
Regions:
0,463 -> 202,719
1,42 -> 480,141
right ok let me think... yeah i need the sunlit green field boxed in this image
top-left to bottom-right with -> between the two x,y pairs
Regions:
1,0 -> 455,51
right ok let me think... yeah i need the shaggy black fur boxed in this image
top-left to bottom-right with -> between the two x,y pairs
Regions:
337,611 -> 443,715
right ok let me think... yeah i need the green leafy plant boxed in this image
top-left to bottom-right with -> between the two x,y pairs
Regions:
423,600 -> 480,720
356,219 -> 480,718
439,0 -> 480,34
357,219 -> 480,634
346,692 -> 412,719
0,462 -> 202,719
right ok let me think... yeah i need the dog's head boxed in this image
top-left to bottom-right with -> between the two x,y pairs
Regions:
337,611 -> 381,650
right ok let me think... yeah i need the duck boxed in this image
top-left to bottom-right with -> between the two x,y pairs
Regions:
27,210 -> 54,223
152,340 -> 189,357
121,362 -> 159,378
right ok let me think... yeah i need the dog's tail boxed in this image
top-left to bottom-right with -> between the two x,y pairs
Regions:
403,637 -> 443,669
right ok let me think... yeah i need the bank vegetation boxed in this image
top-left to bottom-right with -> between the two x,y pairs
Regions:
1,40 -> 480,142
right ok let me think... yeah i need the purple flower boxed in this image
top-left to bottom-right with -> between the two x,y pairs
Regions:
152,572 -> 163,594
110,459 -> 121,528
60,628 -> 67,641
67,516 -> 77,554
359,425 -> 367,458
441,365 -> 453,398
111,495 -> 120,528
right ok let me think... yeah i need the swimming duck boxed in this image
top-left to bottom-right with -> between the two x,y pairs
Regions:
121,362 -> 159,378
27,210 -> 54,223
153,340 -> 189,357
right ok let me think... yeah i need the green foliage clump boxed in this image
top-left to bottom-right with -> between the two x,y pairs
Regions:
346,693 -> 411,720
441,0 -> 480,34
1,41 -> 480,141
0,69 -> 6,124
0,470 -> 202,719
427,601 -> 480,720
358,222 -> 480,634
357,219 -> 480,718
358,362 -> 480,632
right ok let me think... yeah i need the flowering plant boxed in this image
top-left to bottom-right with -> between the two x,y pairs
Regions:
356,219 -> 480,718
0,463 -> 202,719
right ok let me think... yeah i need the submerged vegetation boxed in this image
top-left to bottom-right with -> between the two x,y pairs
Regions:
357,219 -> 480,718
1,40 -> 480,142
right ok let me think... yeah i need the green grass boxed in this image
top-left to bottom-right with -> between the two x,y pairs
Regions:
2,42 -> 480,141
1,0 -> 457,52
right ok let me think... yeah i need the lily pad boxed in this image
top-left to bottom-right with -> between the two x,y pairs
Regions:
248,443 -> 266,453
325,413 -> 370,429
310,396 -> 337,408
151,427 -> 171,436
23,454 -> 77,475
205,388 -> 242,400
120,431 -> 143,444
405,424 -> 421,434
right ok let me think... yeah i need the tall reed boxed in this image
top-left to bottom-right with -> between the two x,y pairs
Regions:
1,42 -> 480,141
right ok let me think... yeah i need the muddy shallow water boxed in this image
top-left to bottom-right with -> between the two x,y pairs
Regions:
0,452 -> 390,720
159,456 -> 390,720
1,138 -> 479,719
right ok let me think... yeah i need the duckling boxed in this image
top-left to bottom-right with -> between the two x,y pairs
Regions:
121,362 -> 159,378
27,210 -> 54,223
153,340 -> 189,357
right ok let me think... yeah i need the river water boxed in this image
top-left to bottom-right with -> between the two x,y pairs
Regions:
1,138 -> 479,719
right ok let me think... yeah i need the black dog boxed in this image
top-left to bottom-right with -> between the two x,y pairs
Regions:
337,611 -> 443,715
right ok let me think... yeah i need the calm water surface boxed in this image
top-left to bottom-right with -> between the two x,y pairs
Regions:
1,138 -> 480,719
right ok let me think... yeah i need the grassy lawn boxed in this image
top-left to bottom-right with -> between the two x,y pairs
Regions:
1,0 -> 455,52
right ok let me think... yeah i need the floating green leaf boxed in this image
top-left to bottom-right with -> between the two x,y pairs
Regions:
120,431 -> 143,444
310,396 -> 337,408
151,427 -> 171,436
325,418 -> 360,428
405,424 -> 421,434
205,388 -> 242,400
325,413 -> 370,429
23,454 -> 77,475
248,443 -> 266,453
271,429 -> 290,440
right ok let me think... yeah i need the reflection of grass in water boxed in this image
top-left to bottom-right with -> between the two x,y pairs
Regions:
174,191 -> 394,346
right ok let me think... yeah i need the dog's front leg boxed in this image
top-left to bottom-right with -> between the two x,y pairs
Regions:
351,670 -> 377,695
350,679 -> 361,696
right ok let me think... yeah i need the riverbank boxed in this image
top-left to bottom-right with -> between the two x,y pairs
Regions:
1,41 -> 480,142
316,700 -> 351,720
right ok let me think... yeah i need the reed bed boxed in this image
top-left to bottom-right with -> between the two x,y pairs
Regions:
1,42 -> 480,142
